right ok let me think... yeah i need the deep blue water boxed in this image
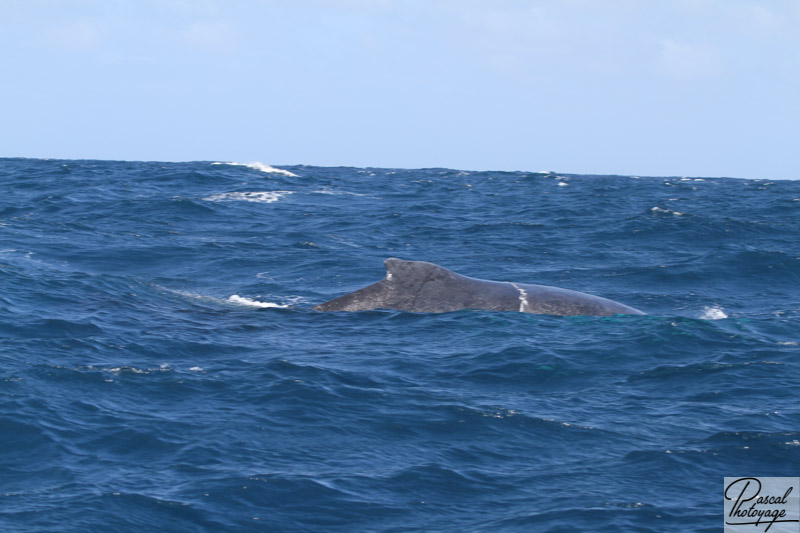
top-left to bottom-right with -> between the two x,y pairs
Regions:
1,158 -> 798,532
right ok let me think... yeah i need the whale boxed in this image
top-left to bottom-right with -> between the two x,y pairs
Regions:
313,258 -> 645,316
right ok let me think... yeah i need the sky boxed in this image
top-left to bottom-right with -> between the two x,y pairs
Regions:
1,0 -> 798,179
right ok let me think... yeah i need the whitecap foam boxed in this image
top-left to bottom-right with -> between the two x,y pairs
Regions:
328,234 -> 361,248
203,191 -> 293,204
650,206 -> 683,216
212,162 -> 299,177
158,287 -> 289,309
700,305 -> 728,320
227,295 -> 289,308
312,187 -> 367,197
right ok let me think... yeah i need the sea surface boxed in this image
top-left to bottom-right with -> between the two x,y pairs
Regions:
1,158 -> 798,532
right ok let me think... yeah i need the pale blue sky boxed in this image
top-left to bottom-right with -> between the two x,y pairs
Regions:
2,0 -> 798,178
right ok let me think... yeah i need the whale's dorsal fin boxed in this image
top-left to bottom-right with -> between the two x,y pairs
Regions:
312,258 -> 436,311
383,257 -> 436,282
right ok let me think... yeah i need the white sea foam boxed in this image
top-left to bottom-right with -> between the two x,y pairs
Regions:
227,295 -> 289,309
650,206 -> 684,216
700,306 -> 728,320
312,187 -> 367,197
203,191 -> 293,204
212,162 -> 299,177
328,234 -> 361,248
159,287 -> 289,309
108,366 -> 149,374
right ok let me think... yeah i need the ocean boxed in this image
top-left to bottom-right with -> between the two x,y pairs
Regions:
1,158 -> 798,532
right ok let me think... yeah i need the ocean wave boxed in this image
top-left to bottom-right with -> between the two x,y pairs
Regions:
3,159 -> 800,533
211,161 -> 299,177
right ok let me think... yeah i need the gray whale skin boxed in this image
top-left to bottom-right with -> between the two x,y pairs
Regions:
313,258 -> 645,317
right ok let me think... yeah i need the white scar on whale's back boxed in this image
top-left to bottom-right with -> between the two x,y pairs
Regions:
509,282 -> 529,313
